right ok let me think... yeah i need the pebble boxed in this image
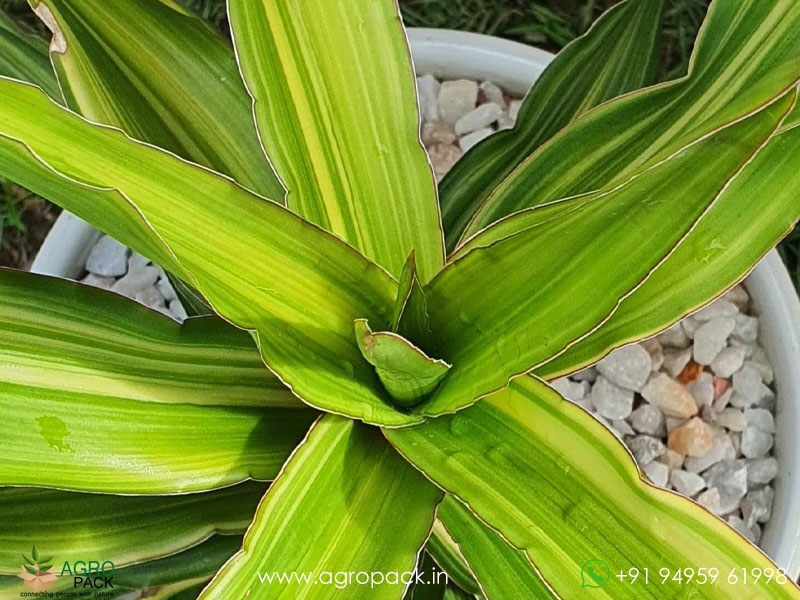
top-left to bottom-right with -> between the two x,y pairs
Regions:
693,317 -> 735,364
684,433 -> 735,473
428,143 -> 463,179
597,344 -> 651,391
612,419 -> 635,437
710,345 -> 746,378
630,404 -> 665,436
641,373 -> 697,418
740,427 -> 773,459
479,80 -> 506,107
727,515 -> 759,543
733,314 -> 758,344
628,435 -> 666,466
703,459 -> 747,514
550,377 -> 589,402
80,273 -> 115,290
111,265 -> 160,298
713,387 -> 734,412
416,75 -> 440,123
458,128 -> 494,152
696,487 -> 721,514
454,102 -> 503,135
670,469 -> 706,496
169,299 -> 188,322
659,449 -> 684,469
668,417 -> 713,457
157,277 -> 178,303
643,461 -> 669,487
714,408 -> 747,432
694,299 -> 739,321
421,121 -> 457,146
663,347 -> 692,378
747,458 -> 778,486
686,372 -> 714,407
744,358 -> 773,386
742,486 -> 774,527
722,285 -> 750,312
748,347 -> 773,383
437,79 -> 478,125
134,285 -> 166,309
745,408 -> 775,433
128,252 -> 150,271
658,322 -> 690,348
590,376 -> 634,420
681,315 -> 701,339
731,366 -> 774,408
572,366 -> 598,383
85,235 -> 129,277
640,338 -> 663,371
665,416 -> 688,434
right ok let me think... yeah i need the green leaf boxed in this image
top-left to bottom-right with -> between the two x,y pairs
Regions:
355,319 -> 450,408
31,545 -> 38,562
403,552 -> 447,600
24,565 -> 37,575
38,565 -> 52,572
439,0 -> 664,249
539,99 -> 800,378
32,0 -> 283,198
419,91 -> 795,417
425,521 -> 481,597
0,483 -> 264,574
1,387 -> 313,493
22,554 -> 34,566
0,9 -> 59,98
228,0 -> 444,282
111,536 -> 241,597
392,253 -> 436,356
438,496 -> 555,599
385,376 -> 800,599
462,0 -> 800,240
0,78 -> 420,427
0,274 -> 318,493
443,586 -> 473,600
199,415 -> 443,599
0,268 -> 300,408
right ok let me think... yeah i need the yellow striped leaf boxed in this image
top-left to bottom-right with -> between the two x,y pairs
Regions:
228,0 -> 444,282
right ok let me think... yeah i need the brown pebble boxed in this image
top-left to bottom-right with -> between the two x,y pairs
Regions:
668,417 -> 713,457
712,376 -> 729,399
678,360 -> 704,385
428,143 -> 463,178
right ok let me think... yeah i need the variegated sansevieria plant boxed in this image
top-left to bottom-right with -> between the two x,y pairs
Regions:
0,0 -> 800,598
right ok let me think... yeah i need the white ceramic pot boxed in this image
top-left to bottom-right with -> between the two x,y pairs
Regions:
32,27 -> 800,576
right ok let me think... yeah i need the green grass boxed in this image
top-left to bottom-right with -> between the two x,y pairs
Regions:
0,179 -> 25,236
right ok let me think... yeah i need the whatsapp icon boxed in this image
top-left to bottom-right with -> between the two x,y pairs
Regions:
581,559 -> 611,588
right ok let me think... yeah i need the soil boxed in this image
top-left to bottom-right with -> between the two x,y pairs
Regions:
0,195 -> 60,270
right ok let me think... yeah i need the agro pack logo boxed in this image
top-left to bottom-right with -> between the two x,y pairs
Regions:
15,543 -> 115,594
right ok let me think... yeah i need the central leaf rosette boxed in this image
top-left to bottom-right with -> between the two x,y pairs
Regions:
354,254 -> 450,409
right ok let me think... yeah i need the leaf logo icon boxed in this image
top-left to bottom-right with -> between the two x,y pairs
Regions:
17,544 -> 57,591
